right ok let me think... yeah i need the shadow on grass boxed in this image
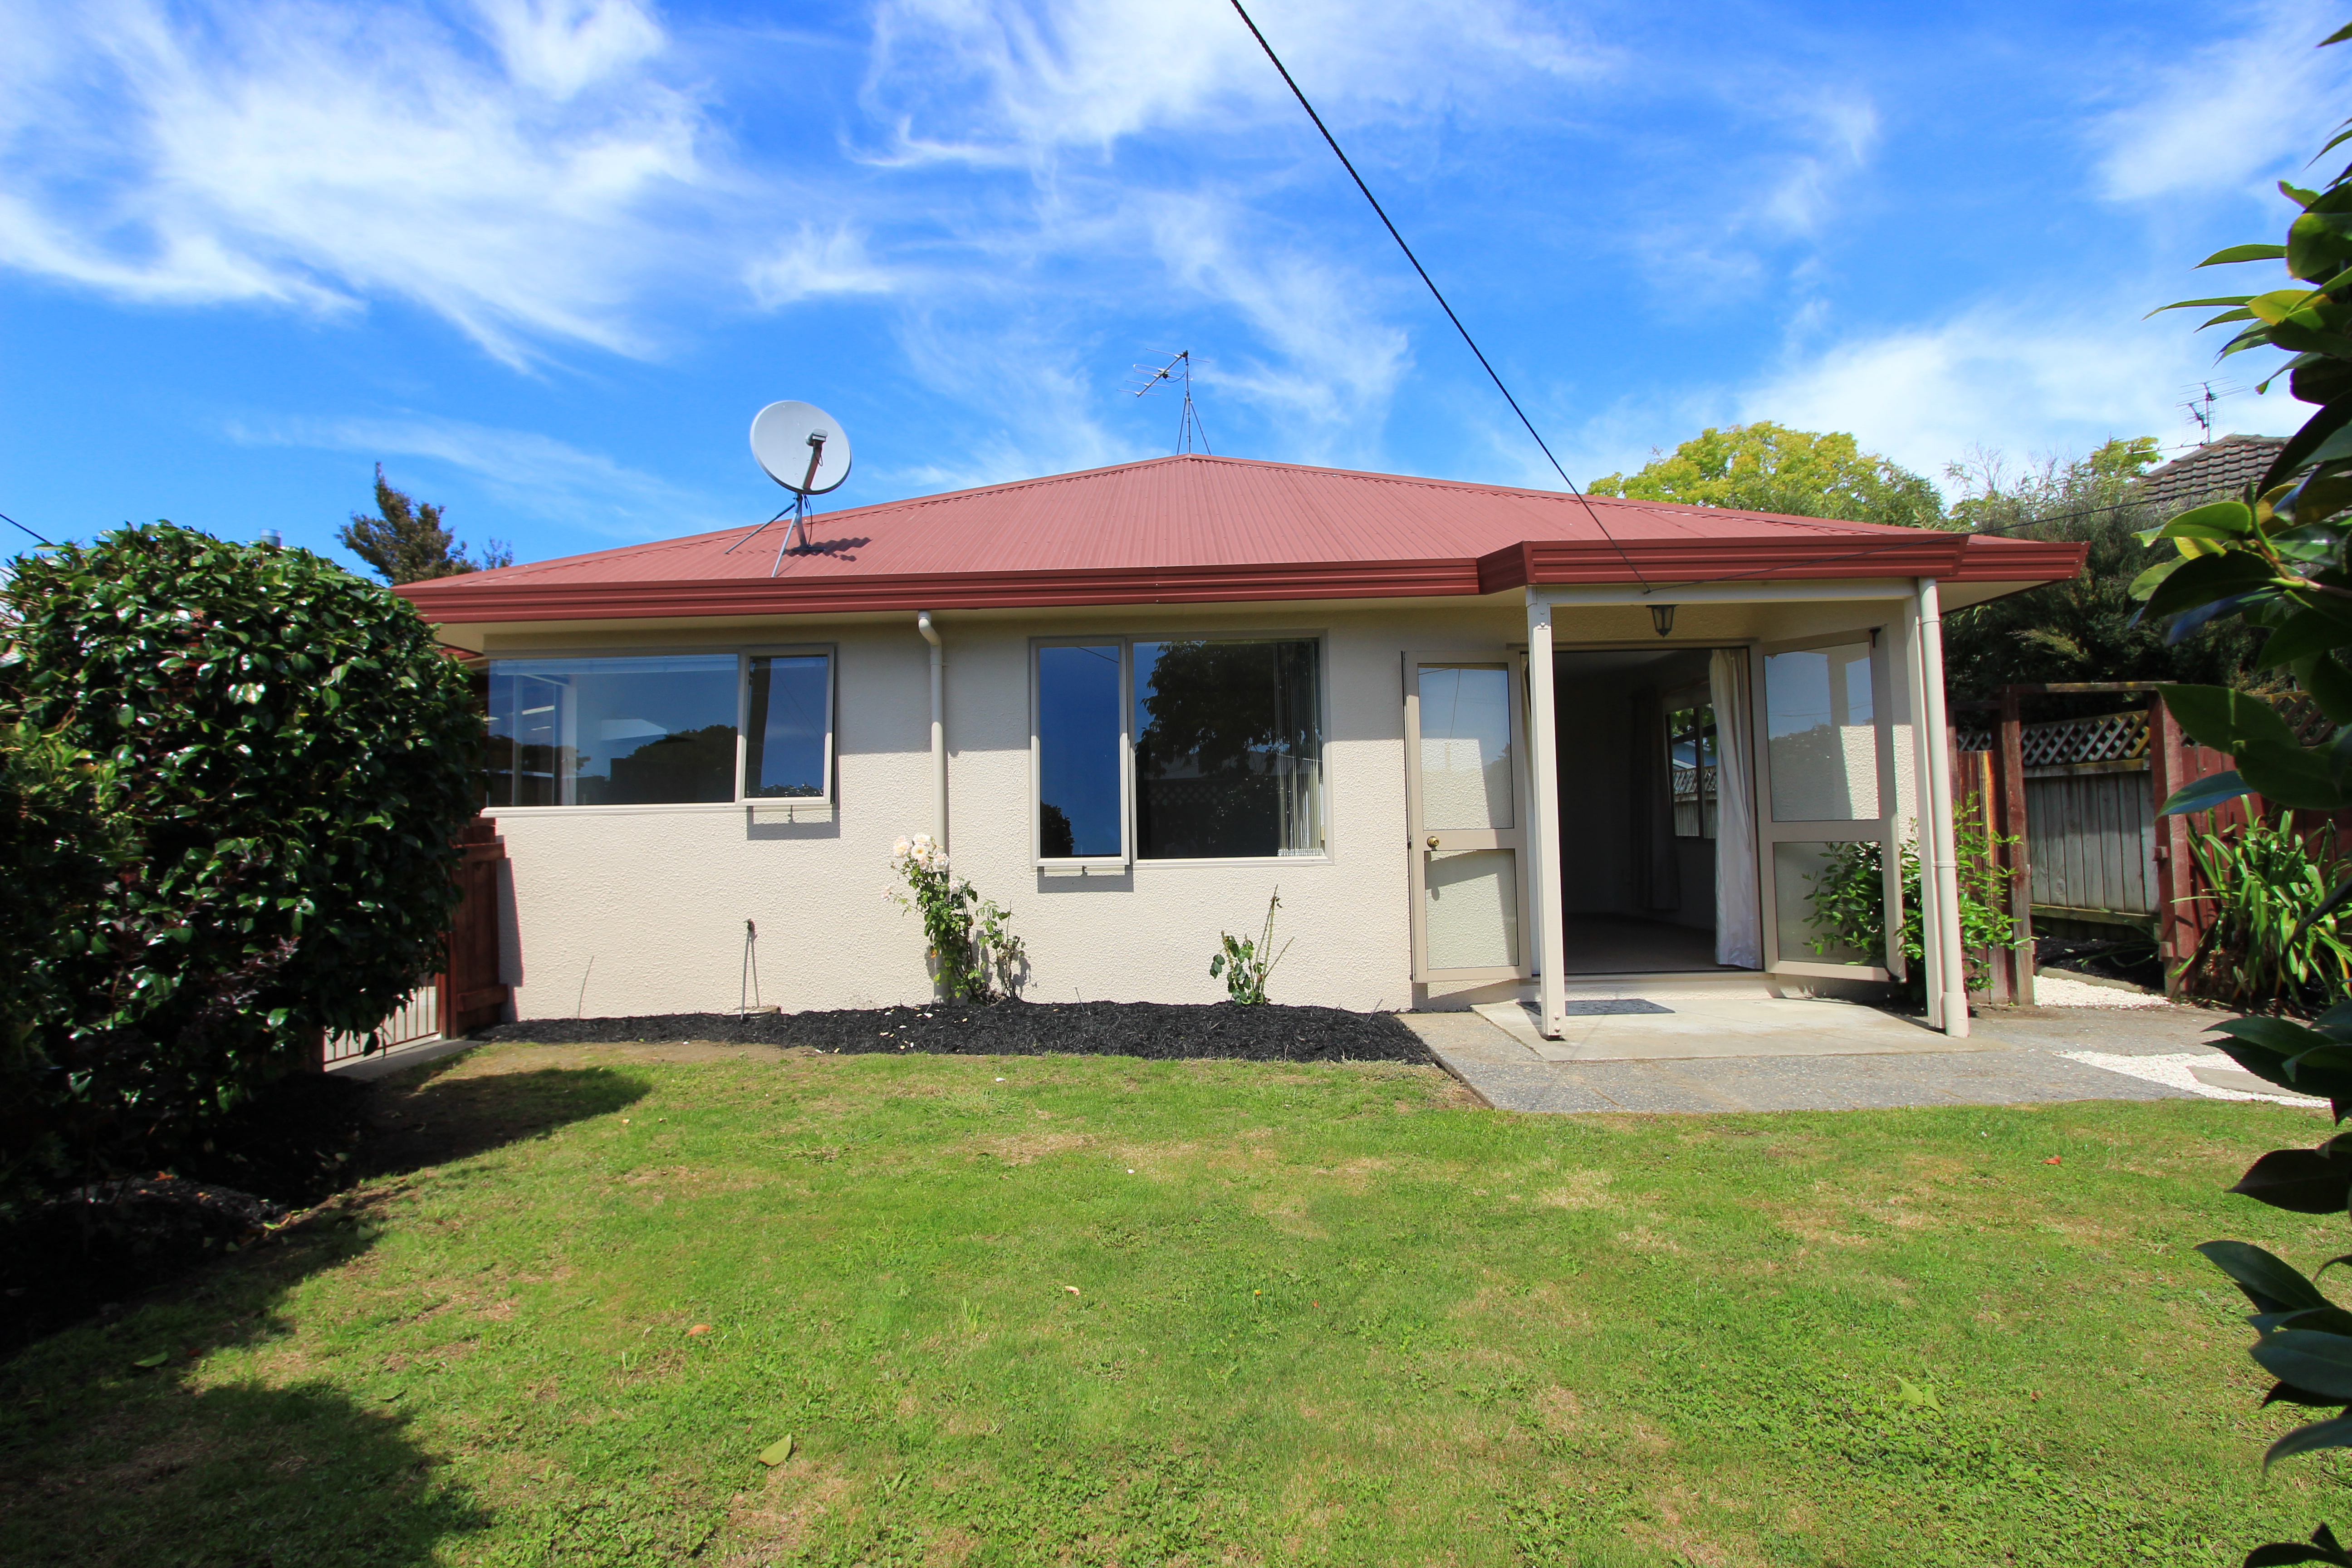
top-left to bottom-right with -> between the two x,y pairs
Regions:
358,1060 -> 650,1181
0,1066 -> 650,1563
0,1372 -> 488,1568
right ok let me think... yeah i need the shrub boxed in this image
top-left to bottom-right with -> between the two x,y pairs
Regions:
0,524 -> 480,1192
887,834 -> 1024,1001
1801,820 -> 2017,996
2179,812 -> 2352,1015
1209,889 -> 1290,1005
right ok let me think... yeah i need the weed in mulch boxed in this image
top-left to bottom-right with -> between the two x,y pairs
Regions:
474,999 -> 1431,1064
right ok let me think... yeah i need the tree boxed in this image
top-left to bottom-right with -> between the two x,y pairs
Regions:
338,464 -> 512,583
1588,421 -> 1946,529
0,524 -> 481,1192
2117,21 -> 2352,1558
1937,437 -> 2264,700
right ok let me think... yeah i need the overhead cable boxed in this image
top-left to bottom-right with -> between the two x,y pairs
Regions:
1223,0 -> 1650,588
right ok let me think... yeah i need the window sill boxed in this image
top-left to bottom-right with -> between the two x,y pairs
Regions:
1136,855 -> 1333,868
485,800 -> 832,818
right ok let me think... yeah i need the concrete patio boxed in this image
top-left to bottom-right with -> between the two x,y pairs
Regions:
1406,985 -> 2325,1115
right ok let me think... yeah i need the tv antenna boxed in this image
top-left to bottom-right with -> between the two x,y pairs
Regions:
2180,380 -> 2240,442
726,400 -> 853,575
1128,349 -> 1211,455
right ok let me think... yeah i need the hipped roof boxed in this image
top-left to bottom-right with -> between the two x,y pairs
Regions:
397,452 -> 2085,625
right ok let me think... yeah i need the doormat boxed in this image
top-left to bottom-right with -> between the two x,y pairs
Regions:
1558,999 -> 1673,1016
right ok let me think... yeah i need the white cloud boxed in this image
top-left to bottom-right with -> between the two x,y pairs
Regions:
1733,305 -> 2306,485
0,0 -> 722,364
230,413 -> 731,542
745,225 -> 904,308
2095,0 -> 2351,202
861,0 -> 1607,166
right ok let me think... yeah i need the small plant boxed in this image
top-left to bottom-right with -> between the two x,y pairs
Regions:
1802,819 -> 2018,996
2179,811 -> 2352,1016
1209,888 -> 1291,1005
887,835 -> 1024,1002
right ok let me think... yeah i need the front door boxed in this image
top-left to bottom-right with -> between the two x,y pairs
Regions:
1404,653 -> 1530,983
1751,634 -> 1904,981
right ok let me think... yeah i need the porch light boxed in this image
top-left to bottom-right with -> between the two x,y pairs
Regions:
1650,603 -> 1677,637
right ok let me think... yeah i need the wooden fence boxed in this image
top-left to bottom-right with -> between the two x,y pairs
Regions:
1953,684 -> 2319,1004
314,817 -> 511,1068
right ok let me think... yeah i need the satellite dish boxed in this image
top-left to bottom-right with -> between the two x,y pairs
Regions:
750,401 -> 851,495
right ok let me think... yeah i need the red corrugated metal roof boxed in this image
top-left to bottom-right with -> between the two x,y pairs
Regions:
398,453 -> 2083,624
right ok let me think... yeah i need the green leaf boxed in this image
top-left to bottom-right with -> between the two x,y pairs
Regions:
757,1434 -> 794,1466
2141,551 -> 2283,620
2160,685 -> 2307,754
2297,653 -> 2352,725
2129,555 -> 2190,601
2201,243 -> 2290,266
2234,1147 -> 2352,1214
2161,769 -> 2254,816
2260,612 -> 2352,670
2245,1521 -> 2352,1565
2200,1239 -> 2332,1314
132,1351 -> 169,1369
2287,181 -> 2325,210
2254,1330 -> 2352,1400
2254,289 -> 2334,328
2268,1406 -> 2352,1467
2265,398 -> 2352,493
2161,499 -> 2260,539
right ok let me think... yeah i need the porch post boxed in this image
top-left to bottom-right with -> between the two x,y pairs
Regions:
1526,594 -> 1566,1038
1901,596 -> 1945,1028
1915,578 -> 1970,1037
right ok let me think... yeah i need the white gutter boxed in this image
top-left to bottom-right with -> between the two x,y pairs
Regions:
1914,578 -> 1969,1037
917,610 -> 946,848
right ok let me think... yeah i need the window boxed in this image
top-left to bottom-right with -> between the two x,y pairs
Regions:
1034,635 -> 1324,863
1135,639 -> 1322,858
1665,685 -> 1717,840
1036,643 -> 1126,858
745,654 -> 832,798
483,649 -> 833,808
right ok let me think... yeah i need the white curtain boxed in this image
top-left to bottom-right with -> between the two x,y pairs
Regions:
1710,648 -> 1762,969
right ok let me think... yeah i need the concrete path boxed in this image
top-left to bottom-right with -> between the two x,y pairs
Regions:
1408,996 -> 2325,1115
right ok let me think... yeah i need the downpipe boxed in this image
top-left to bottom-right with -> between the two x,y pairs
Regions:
917,610 -> 946,849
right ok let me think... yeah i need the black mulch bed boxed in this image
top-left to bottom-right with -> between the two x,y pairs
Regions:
474,1000 -> 1432,1064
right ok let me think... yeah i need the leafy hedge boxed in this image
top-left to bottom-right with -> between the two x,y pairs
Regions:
0,524 -> 479,1195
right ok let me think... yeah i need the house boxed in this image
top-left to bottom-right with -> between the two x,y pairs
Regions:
2139,433 -> 2287,518
397,454 -> 2084,1040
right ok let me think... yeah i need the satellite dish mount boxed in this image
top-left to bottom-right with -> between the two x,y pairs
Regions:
727,401 -> 854,575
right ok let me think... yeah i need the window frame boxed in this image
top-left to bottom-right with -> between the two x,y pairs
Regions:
1029,630 -> 1332,870
738,644 -> 839,810
477,642 -> 837,816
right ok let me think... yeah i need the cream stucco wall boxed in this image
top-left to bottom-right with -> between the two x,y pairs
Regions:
476,589 -> 1926,1020
482,601 -> 1526,1019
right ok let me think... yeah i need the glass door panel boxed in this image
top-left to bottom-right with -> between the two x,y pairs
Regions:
1753,637 -> 1901,981
1404,656 -> 1529,982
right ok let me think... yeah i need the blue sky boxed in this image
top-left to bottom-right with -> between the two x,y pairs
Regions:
3,0 -> 2346,573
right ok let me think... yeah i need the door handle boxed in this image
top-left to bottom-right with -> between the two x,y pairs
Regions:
1426,835 -> 1440,849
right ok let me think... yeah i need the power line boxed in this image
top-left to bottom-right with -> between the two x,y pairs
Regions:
0,508 -> 54,547
1223,0 -> 1650,588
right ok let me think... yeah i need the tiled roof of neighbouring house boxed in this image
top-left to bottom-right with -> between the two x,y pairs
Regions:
2138,434 -> 2288,518
398,452 -> 2087,624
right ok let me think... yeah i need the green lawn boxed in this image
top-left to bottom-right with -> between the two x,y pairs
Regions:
3,1043 -> 2349,1567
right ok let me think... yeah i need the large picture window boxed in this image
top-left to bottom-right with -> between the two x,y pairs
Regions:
1034,635 -> 1324,863
1135,639 -> 1321,858
484,649 -> 833,808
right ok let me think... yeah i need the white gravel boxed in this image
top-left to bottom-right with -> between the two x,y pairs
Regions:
2032,974 -> 2169,1009
2058,1049 -> 2325,1107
